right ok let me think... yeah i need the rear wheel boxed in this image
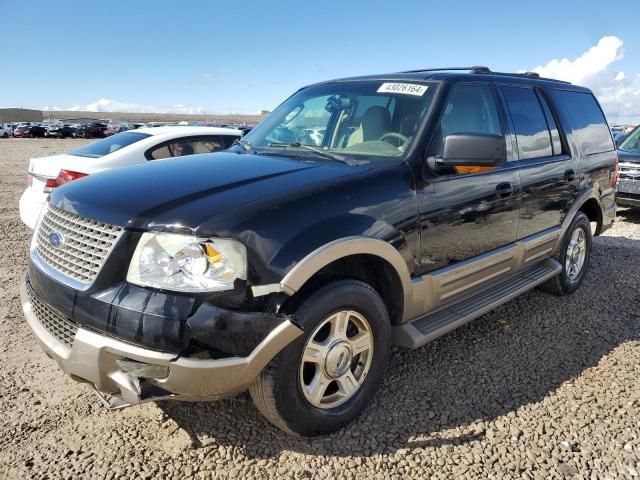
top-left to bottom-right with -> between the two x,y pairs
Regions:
539,211 -> 592,296
250,279 -> 391,435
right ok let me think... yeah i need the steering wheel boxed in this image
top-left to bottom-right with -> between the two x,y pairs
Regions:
379,132 -> 410,150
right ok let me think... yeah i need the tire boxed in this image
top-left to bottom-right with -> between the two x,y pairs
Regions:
2,133 -> 7,138
539,211 -> 592,296
250,279 -> 391,436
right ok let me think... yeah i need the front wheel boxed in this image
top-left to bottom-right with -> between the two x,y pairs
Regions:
539,211 -> 592,296
250,279 -> 390,435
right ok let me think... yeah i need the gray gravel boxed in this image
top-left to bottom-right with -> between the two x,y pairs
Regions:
1,138 -> 639,479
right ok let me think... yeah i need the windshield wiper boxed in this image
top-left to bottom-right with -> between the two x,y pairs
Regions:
267,142 -> 353,164
232,138 -> 256,154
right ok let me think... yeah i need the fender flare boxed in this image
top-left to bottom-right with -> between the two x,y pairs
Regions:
558,187 -> 608,242
279,236 -> 414,319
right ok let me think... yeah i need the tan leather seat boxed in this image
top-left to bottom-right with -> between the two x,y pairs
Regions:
347,106 -> 392,147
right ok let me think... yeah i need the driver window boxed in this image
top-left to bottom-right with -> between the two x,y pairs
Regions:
429,84 -> 502,175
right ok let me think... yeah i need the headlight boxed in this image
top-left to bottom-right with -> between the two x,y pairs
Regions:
127,232 -> 247,292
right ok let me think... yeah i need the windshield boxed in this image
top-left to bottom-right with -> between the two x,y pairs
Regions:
620,126 -> 640,153
242,80 -> 438,161
70,131 -> 151,158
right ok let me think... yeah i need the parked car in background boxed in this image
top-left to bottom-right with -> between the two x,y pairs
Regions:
0,125 -> 10,138
616,125 -> 640,208
46,125 -> 77,138
19,67 -> 616,435
74,123 -> 108,139
19,126 -> 241,229
13,125 -> 46,138
104,124 -> 133,137
614,131 -> 628,147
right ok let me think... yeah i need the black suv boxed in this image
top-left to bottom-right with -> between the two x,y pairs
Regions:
21,67 -> 617,436
616,125 -> 640,208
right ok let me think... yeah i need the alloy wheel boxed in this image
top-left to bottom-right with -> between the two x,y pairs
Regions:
565,226 -> 587,280
299,310 -> 373,409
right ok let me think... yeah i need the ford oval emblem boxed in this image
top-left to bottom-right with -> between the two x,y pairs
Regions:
48,231 -> 64,248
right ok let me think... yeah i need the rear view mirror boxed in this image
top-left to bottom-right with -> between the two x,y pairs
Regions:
441,133 -> 505,166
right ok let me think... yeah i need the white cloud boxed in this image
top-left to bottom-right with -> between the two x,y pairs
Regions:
528,36 -> 640,124
531,36 -> 624,84
67,98 -> 207,115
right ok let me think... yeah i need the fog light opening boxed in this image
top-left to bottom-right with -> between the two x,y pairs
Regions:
116,358 -> 169,379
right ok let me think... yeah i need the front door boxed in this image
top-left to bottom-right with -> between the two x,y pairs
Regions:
419,82 -> 520,274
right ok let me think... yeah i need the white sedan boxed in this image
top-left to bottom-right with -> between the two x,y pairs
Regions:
19,126 -> 242,229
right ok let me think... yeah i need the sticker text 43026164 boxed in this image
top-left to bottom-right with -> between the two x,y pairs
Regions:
377,83 -> 428,96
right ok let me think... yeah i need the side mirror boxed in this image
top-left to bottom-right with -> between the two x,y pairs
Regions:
440,133 -> 505,166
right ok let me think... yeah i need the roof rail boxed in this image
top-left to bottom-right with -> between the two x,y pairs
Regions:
400,66 -> 571,84
482,70 -> 571,84
401,66 -> 490,74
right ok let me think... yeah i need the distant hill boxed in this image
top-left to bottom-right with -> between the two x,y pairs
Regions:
43,110 -> 264,125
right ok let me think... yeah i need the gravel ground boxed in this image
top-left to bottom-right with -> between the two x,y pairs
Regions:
0,138 -> 639,479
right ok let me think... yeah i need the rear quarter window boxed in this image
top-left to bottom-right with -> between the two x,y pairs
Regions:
555,90 -> 613,155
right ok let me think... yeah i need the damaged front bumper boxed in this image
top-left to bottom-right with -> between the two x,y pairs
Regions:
20,276 -> 303,408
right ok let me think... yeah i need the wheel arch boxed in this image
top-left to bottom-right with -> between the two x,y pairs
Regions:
560,188 -> 603,240
279,237 -> 413,324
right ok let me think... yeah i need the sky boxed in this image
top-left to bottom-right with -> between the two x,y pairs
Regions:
1,0 -> 640,123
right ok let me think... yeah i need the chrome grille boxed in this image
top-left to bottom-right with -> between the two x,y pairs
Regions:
26,282 -> 78,348
619,164 -> 640,181
35,204 -> 123,284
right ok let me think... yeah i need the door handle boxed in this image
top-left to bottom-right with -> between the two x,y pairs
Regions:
565,169 -> 576,182
495,182 -> 513,198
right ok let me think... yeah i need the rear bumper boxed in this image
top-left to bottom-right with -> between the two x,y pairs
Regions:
21,275 -> 303,407
19,188 -> 46,230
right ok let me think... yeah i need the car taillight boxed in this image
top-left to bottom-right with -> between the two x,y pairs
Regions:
43,169 -> 88,193
611,154 -> 619,188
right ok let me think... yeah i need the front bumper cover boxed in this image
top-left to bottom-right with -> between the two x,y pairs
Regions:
21,276 -> 303,407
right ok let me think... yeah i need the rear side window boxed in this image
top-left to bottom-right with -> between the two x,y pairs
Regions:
147,136 -> 227,160
555,91 -> 614,155
70,132 -> 151,158
501,86 -> 552,160
536,91 -> 563,155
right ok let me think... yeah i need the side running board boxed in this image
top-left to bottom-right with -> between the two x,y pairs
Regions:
393,259 -> 562,349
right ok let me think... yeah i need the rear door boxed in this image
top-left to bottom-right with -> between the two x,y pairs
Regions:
498,84 -> 578,239
550,89 -> 617,216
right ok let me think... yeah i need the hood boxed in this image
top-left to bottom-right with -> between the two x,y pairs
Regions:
29,153 -> 84,177
49,152 -> 361,231
618,149 -> 640,164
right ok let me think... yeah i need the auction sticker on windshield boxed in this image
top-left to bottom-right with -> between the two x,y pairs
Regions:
377,83 -> 428,96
